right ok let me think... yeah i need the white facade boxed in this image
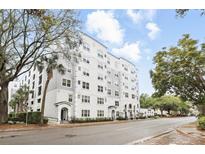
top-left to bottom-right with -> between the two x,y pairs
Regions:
139,108 -> 154,117
11,33 -> 140,123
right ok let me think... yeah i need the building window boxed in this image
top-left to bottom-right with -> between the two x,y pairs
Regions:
97,53 -> 103,58
32,81 -> 35,89
97,98 -> 104,104
38,86 -> 41,96
107,81 -> 111,85
31,101 -> 34,105
97,110 -> 104,117
125,92 -> 129,98
107,89 -> 111,95
98,64 -> 103,69
125,76 -> 128,80
115,101 -> 119,106
107,60 -> 110,64
98,85 -> 103,92
39,75 -> 42,85
78,80 -> 81,85
115,91 -> 119,96
83,71 -> 89,76
62,79 -> 71,87
83,58 -> 90,64
132,94 -> 135,99
129,104 -> 132,109
82,82 -> 89,89
116,111 -> 119,117
37,99 -> 41,103
81,110 -> 90,117
33,74 -> 35,80
37,109 -> 40,111
68,69 -> 72,73
83,43 -> 90,51
97,75 -> 103,81
68,94 -> 72,102
82,95 -> 90,103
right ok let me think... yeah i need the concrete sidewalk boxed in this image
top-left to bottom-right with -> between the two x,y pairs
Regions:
136,122 -> 205,145
0,120 -> 129,133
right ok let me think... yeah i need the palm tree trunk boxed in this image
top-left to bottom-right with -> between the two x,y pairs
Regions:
0,83 -> 9,124
40,78 -> 50,125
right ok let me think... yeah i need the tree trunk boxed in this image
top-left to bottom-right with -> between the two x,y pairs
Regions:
40,78 -> 50,125
0,83 -> 9,124
160,109 -> 163,116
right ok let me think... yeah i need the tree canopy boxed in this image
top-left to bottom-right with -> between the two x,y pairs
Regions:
0,9 -> 81,123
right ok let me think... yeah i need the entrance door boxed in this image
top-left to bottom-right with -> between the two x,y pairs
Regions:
61,108 -> 68,121
111,110 -> 115,120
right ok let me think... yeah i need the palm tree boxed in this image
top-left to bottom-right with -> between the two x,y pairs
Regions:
9,85 -> 30,113
35,54 -> 66,125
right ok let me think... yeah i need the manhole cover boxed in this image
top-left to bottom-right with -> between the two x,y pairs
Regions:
0,134 -> 20,139
65,134 -> 76,138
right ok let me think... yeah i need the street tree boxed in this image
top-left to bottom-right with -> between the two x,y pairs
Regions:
9,85 -> 30,113
0,9 -> 80,123
176,9 -> 205,17
139,93 -> 157,109
150,34 -> 205,115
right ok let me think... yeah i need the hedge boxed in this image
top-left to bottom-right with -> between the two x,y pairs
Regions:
71,117 -> 113,123
8,112 -> 48,124
197,116 -> 205,130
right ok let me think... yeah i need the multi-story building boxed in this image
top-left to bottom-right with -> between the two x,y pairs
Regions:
12,33 -> 140,123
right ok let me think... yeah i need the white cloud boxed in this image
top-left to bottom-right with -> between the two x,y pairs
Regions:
126,9 -> 157,25
146,22 -> 160,40
86,10 -> 124,44
111,42 -> 141,62
126,10 -> 143,24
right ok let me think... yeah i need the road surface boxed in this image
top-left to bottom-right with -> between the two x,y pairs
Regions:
0,117 -> 196,145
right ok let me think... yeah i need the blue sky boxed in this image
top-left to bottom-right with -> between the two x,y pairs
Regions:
78,9 -> 205,96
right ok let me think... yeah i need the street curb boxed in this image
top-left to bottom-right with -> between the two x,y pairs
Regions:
0,118 -> 160,133
0,120 -> 129,133
126,129 -> 174,145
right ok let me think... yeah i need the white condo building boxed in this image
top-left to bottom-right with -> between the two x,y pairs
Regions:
12,33 -> 140,123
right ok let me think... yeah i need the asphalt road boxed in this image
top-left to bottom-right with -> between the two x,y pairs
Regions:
0,117 -> 196,145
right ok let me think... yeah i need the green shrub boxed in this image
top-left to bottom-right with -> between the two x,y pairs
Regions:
197,116 -> 205,130
116,116 -> 127,120
8,112 -> 42,124
43,118 -> 48,124
71,117 -> 113,123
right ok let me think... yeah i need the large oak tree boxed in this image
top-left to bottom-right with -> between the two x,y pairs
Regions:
150,34 -> 205,115
0,9 -> 80,123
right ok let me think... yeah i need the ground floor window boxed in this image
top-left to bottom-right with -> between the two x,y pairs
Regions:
116,111 -> 119,117
97,110 -> 104,117
115,101 -> 119,106
68,94 -> 72,102
81,110 -> 90,117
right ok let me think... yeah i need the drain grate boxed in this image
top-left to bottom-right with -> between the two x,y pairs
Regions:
64,134 -> 76,138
